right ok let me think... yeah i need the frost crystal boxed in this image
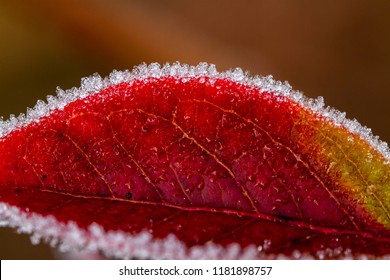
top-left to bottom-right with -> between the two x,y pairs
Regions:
0,202 -> 261,259
0,200 -> 388,259
0,61 -> 388,164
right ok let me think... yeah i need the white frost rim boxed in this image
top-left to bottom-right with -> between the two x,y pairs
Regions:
1,62 -> 388,162
1,202 -> 375,260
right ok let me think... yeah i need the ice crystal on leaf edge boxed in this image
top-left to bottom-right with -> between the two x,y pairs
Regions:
0,62 -> 389,259
1,62 -> 388,162
1,202 -> 379,260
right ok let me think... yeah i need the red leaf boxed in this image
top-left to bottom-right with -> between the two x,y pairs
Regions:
0,63 -> 389,259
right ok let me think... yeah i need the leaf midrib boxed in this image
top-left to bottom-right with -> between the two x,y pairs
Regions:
20,187 -> 390,244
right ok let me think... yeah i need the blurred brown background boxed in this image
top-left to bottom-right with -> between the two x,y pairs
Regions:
0,0 -> 389,259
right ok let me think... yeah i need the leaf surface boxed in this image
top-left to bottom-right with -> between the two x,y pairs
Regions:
0,63 -> 389,259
